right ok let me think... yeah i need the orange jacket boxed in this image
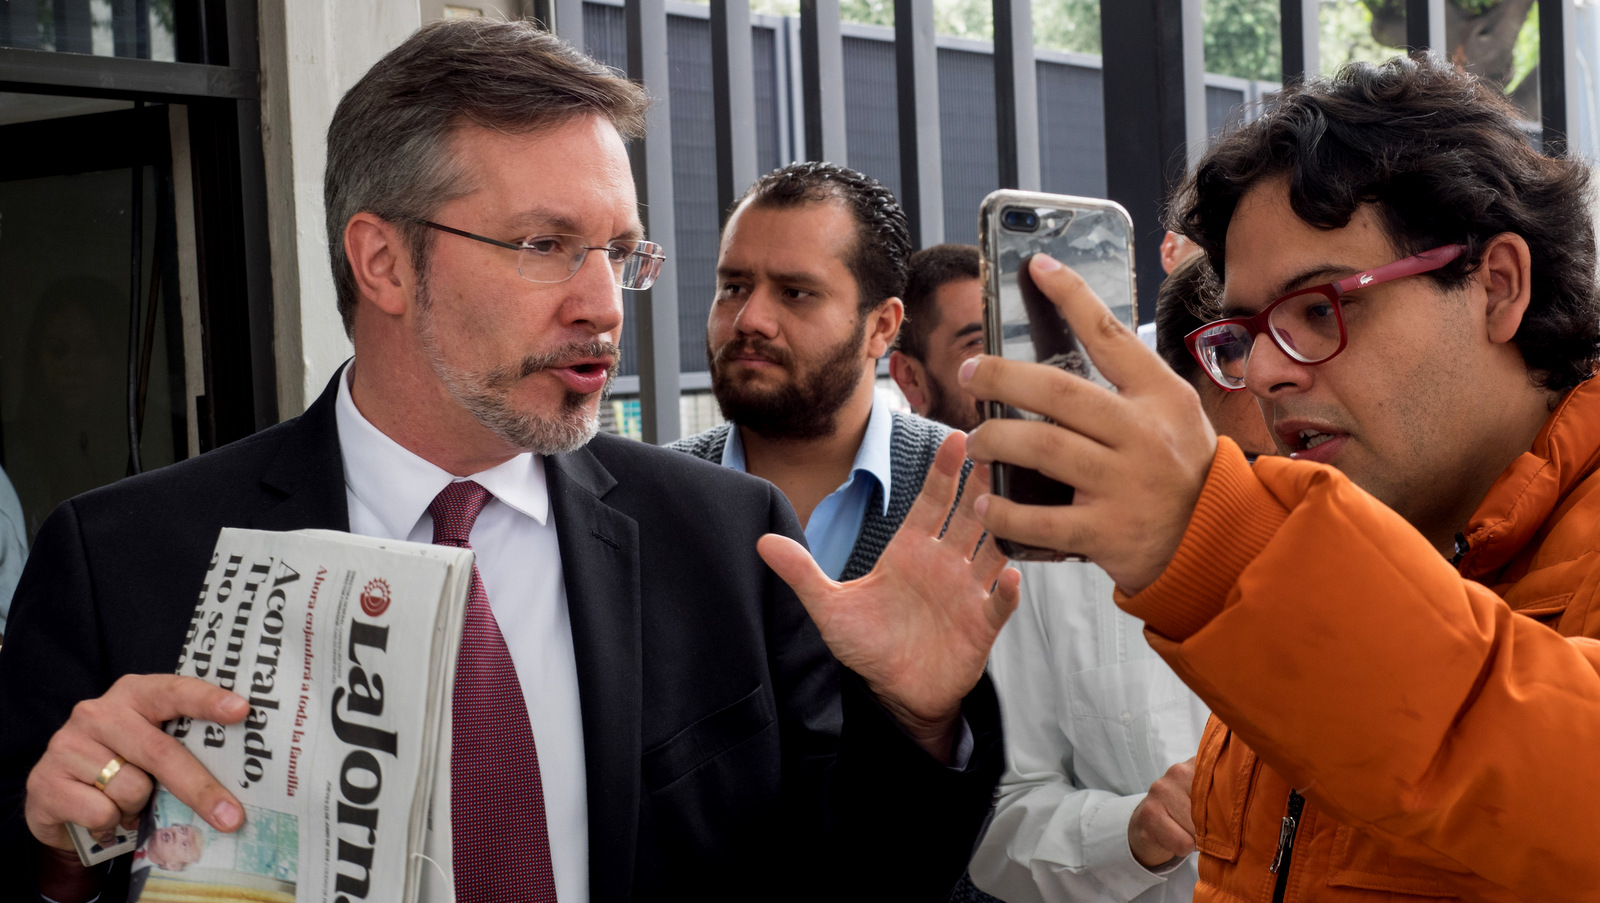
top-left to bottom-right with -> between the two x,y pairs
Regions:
1118,375 -> 1600,902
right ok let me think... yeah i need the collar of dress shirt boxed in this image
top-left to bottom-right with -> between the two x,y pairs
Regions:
334,363 -> 550,539
719,389 -> 895,516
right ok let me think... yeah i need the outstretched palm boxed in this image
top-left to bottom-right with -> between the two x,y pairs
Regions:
758,433 -> 1020,758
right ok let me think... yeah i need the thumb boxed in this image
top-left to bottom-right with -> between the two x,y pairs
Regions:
757,533 -> 836,612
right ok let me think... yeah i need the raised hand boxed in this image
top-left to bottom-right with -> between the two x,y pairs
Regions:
26,674 -> 248,901
962,254 -> 1218,593
758,432 -> 1020,763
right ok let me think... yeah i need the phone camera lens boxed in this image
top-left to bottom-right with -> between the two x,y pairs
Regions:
1002,208 -> 1039,232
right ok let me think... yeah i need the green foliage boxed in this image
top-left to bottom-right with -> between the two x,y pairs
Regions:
840,0 -> 894,26
1322,0 -> 1400,70
750,0 -> 801,15
734,0 -> 1530,97
1204,0 -> 1280,81
933,0 -> 991,39
1363,0 -> 1500,15
1509,2 -> 1539,93
1201,0 -> 1440,81
1033,0 -> 1102,55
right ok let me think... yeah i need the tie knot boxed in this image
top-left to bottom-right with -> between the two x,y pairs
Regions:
429,480 -> 491,547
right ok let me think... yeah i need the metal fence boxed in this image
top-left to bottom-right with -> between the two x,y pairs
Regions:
539,0 -> 1579,443
580,1 -> 1276,392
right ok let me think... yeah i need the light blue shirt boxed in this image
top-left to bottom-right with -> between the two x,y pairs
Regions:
721,393 -> 895,580
0,465 -> 27,636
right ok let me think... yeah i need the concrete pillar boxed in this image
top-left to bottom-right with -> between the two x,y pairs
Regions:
256,0 -> 423,419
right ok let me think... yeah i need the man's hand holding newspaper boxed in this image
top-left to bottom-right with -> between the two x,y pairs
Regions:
26,674 -> 249,901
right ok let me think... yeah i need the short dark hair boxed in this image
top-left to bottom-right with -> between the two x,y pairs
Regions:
1170,55 -> 1600,393
896,244 -> 981,360
733,161 -> 911,316
325,19 -> 650,336
1153,253 -> 1219,386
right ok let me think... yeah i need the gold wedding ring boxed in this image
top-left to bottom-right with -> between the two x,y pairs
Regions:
93,756 -> 126,792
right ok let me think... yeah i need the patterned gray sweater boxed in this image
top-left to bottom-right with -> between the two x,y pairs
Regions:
668,411 -> 952,580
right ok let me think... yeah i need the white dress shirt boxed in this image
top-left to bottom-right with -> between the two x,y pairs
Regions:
0,464 -> 27,636
335,367 -> 589,902
969,560 -> 1210,903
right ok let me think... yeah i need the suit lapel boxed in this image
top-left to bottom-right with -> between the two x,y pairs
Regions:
253,368 -> 351,533
546,444 -> 641,903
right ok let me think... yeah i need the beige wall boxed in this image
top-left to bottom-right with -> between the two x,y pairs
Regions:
258,0 -> 419,418
417,1 -> 528,22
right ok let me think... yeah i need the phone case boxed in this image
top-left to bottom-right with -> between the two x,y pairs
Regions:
977,190 -> 1137,561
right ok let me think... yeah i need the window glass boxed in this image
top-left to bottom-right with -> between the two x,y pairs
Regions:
0,0 -> 179,62
1,135 -> 186,540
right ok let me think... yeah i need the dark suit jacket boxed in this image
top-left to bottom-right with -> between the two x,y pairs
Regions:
0,373 -> 1002,902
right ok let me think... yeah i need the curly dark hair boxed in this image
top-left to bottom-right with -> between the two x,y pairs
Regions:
895,243 -> 980,360
733,161 -> 911,315
1169,54 -> 1599,393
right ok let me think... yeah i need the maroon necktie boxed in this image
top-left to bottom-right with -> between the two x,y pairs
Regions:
429,480 -> 558,902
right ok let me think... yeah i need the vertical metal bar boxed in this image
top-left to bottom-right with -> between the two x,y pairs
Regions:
1180,0 -> 1205,169
1280,0 -> 1319,83
2,0 -> 41,49
128,100 -> 146,474
136,0 -> 150,58
800,0 -> 847,162
627,0 -> 682,444
173,0 -> 202,63
1405,0 -> 1446,54
895,0 -> 943,247
772,17 -> 795,167
712,0 -> 759,219
786,16 -> 806,162
553,0 -> 585,53
1542,0 -> 1579,156
55,0 -> 92,54
2,0 -> 30,48
1101,0 -> 1205,323
112,0 -> 135,57
226,0 -> 278,428
993,0 -> 1040,191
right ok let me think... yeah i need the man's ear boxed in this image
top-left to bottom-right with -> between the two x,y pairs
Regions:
888,350 -> 929,413
1474,232 -> 1533,345
1160,231 -> 1189,275
345,213 -> 414,318
865,296 -> 905,359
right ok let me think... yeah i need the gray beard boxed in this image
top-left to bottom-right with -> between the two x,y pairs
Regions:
416,280 -> 616,455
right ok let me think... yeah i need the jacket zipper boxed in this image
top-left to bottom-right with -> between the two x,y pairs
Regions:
1266,532 -> 1462,902
1268,789 -> 1305,903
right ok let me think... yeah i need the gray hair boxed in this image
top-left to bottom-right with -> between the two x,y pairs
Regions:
324,18 -> 650,336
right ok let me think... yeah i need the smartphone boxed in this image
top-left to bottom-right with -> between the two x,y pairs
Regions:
978,190 -> 1137,561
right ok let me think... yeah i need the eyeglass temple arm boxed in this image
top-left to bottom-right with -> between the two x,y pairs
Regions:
417,220 -> 524,251
1332,243 -> 1468,295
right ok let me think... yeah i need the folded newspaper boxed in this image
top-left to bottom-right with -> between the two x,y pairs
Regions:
110,527 -> 474,903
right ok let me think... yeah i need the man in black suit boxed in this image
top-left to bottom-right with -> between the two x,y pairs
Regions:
0,19 -> 1018,903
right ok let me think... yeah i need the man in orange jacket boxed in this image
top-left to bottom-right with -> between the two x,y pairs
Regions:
960,55 -> 1600,902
